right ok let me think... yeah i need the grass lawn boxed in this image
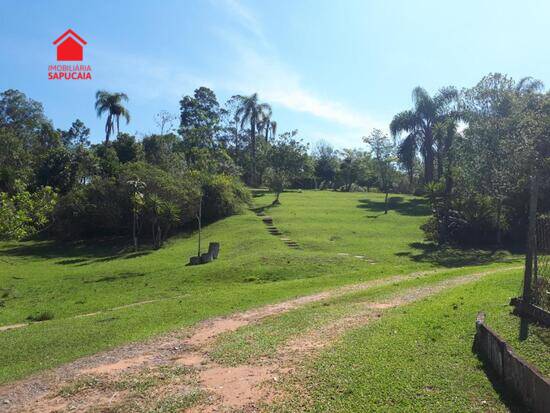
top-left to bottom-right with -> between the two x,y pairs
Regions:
274,269 -> 548,412
209,267 -> 519,366
0,190 -> 518,384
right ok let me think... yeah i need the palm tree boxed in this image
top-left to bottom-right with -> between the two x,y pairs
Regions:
236,93 -> 272,186
95,90 -> 131,144
396,131 -> 417,186
262,120 -> 277,141
257,106 -> 277,142
390,86 -> 458,183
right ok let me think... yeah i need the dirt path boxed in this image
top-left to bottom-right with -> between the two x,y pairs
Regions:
187,269 -> 515,412
0,266 -> 518,412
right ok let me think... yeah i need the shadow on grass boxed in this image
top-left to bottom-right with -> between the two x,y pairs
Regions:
84,272 -> 146,283
357,196 -> 431,217
471,350 -> 528,412
250,188 -> 269,198
0,239 -> 152,266
251,198 -> 280,215
511,310 -> 550,345
396,242 -> 514,267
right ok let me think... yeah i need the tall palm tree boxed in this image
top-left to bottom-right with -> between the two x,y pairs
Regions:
263,120 -> 277,141
95,90 -> 131,144
257,106 -> 277,142
390,86 -> 458,183
235,93 -> 272,186
396,131 -> 418,186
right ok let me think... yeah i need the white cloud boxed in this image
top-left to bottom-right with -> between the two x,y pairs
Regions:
89,49 -> 210,101
216,0 -> 267,45
214,0 -> 386,136
85,0 -> 386,145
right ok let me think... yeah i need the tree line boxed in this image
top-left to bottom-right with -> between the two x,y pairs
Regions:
1,72 -> 548,249
390,73 -> 550,246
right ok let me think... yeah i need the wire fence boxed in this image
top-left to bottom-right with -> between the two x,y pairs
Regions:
533,215 -> 550,310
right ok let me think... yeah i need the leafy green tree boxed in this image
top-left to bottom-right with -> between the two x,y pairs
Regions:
364,129 -> 395,213
396,132 -> 417,187
60,119 -> 90,148
222,95 -> 248,163
179,87 -> 221,155
73,145 -> 99,185
0,127 -> 31,193
433,119 -> 459,243
390,86 -> 458,184
461,74 -> 538,244
113,133 -> 144,163
95,90 -> 130,144
312,141 -> 339,188
0,89 -> 48,137
142,133 -> 183,170
35,146 -> 77,194
0,180 -> 57,240
94,144 -> 121,177
0,89 -> 53,192
337,149 -> 371,192
257,108 -> 276,142
265,131 -> 308,204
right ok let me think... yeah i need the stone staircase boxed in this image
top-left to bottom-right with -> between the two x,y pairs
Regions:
257,213 -> 300,249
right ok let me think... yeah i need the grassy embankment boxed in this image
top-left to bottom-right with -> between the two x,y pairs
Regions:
268,269 -> 548,412
0,190 -> 518,384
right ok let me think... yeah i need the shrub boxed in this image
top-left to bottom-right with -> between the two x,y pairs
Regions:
52,162 -> 250,246
27,311 -> 54,322
0,181 -> 57,240
202,174 -> 251,222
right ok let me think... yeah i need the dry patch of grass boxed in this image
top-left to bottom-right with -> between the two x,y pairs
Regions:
54,365 -> 207,413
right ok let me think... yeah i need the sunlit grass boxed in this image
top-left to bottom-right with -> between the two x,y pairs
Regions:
0,190 -> 518,384
273,270 -> 547,412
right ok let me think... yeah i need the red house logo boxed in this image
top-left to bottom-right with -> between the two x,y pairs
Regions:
53,29 -> 87,61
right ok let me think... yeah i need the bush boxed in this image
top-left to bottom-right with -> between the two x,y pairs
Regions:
27,311 -> 54,322
52,163 -> 250,245
337,183 -> 367,192
0,181 -> 57,240
422,192 -> 508,246
52,178 -> 129,239
202,174 -> 251,222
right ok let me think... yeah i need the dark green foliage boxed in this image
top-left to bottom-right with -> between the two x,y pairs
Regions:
179,86 -> 220,153
51,161 -> 248,244
264,131 -> 309,203
311,141 -> 338,184
419,74 -> 550,246
0,89 -> 55,192
113,133 -> 144,164
60,119 -> 90,148
0,182 -> 57,240
142,133 -> 183,170
201,174 -> 251,221
0,87 -> 253,247
35,146 -> 78,194
52,178 -> 128,239
93,144 -> 121,177
27,311 -> 54,322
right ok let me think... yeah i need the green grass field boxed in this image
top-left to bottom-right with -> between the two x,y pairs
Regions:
271,270 -> 549,412
0,190 -> 530,399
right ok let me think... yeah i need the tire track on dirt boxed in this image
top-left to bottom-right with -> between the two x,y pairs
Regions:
187,268 -> 519,412
0,265 -> 519,412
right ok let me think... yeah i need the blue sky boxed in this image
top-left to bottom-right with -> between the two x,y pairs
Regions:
1,0 -> 549,148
